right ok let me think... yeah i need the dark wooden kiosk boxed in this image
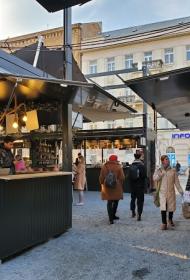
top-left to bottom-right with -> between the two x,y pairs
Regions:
0,172 -> 72,260
0,54 -> 74,260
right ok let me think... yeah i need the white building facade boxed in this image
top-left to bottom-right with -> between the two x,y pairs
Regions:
80,16 -> 190,168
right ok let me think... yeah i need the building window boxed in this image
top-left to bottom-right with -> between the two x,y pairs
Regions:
186,45 -> 190,61
107,121 -> 115,129
125,54 -> 133,69
89,60 -> 97,74
144,51 -> 152,62
107,57 -> 115,72
125,118 -> 133,128
164,48 -> 174,64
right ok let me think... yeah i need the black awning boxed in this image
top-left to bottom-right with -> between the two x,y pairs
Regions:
126,67 -> 190,130
73,127 -> 144,141
35,0 -> 92,12
14,43 -> 86,82
0,48 -> 136,124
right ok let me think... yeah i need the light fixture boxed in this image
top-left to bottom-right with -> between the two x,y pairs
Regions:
0,124 -> 4,131
60,83 -> 68,88
159,76 -> 169,81
12,114 -> 18,129
22,113 -> 27,122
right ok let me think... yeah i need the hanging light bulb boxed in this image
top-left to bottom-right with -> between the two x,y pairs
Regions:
22,113 -> 27,122
0,124 -> 4,131
12,114 -> 18,129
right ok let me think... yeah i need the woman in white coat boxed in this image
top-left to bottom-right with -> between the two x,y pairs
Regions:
153,155 -> 183,230
73,155 -> 86,205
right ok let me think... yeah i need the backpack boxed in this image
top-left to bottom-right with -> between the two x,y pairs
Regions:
129,164 -> 140,181
104,170 -> 117,189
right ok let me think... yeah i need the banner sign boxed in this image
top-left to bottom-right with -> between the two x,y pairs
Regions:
172,133 -> 190,139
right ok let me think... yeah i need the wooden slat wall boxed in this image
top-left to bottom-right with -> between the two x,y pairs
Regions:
0,174 -> 72,260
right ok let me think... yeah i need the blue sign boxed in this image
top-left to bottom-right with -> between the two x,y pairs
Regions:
167,153 -> 176,167
172,133 -> 190,139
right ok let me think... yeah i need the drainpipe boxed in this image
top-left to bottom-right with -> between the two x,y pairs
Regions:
33,35 -> 44,67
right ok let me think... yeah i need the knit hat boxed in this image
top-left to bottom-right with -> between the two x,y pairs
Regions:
109,155 -> 118,161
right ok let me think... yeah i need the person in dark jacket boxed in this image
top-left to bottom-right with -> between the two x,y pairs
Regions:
129,153 -> 146,221
186,168 -> 190,191
99,155 -> 125,224
175,161 -> 181,174
0,136 -> 15,174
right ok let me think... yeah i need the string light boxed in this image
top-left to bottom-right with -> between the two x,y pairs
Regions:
0,124 -> 4,131
12,114 -> 18,129
22,113 -> 27,122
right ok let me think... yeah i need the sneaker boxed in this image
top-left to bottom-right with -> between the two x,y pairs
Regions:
76,202 -> 84,206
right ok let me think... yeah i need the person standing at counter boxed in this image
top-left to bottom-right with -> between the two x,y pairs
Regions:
73,155 -> 86,206
0,136 -> 15,174
15,154 -> 27,173
99,155 -> 125,224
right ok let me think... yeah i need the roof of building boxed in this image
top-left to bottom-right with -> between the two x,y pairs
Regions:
102,16 -> 190,39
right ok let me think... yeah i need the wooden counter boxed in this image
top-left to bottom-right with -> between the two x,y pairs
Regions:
0,171 -> 72,180
0,172 -> 72,261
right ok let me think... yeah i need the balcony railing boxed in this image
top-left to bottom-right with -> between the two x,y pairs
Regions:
142,59 -> 163,69
118,95 -> 140,103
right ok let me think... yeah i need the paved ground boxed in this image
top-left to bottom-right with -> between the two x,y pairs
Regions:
0,176 -> 190,280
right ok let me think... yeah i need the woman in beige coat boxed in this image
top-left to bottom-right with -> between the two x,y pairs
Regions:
153,155 -> 183,230
73,155 -> 86,205
99,154 -> 125,224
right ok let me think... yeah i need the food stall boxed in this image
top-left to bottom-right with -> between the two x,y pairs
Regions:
73,127 -> 145,192
0,52 -> 73,260
0,49 -> 134,260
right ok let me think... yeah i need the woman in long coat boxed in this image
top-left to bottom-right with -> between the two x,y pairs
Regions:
99,154 -> 125,224
73,155 -> 86,205
153,155 -> 183,230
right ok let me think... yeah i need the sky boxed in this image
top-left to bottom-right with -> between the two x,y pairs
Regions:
1,0 -> 190,40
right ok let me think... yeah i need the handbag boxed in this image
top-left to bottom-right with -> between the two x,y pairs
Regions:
153,179 -> 162,207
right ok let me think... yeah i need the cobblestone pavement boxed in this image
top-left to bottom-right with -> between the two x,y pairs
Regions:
0,176 -> 189,280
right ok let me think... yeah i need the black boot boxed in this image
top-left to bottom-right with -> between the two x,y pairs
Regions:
131,211 -> 136,218
137,214 -> 141,221
113,215 -> 120,220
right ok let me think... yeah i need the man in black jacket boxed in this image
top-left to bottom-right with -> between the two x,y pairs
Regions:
129,153 -> 146,221
0,136 -> 15,174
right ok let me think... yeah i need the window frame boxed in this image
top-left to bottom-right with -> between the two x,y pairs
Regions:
125,54 -> 133,69
89,59 -> 97,74
106,57 -> 115,72
186,45 -> 190,61
164,48 -> 174,64
144,51 -> 152,62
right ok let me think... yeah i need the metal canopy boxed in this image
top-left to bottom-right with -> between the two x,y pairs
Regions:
0,73 -> 134,123
14,43 -> 86,81
0,48 -> 136,124
126,67 -> 190,130
73,127 -> 144,141
0,49 -> 53,79
35,0 -> 92,12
